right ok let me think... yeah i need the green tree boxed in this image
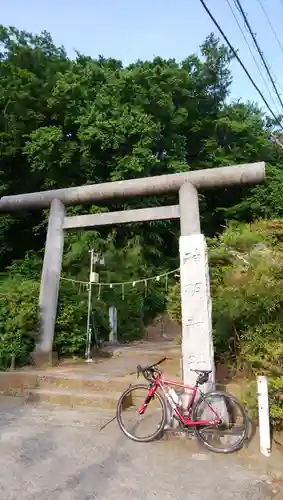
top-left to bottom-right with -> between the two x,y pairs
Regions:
0,25 -> 69,267
4,26 -> 282,270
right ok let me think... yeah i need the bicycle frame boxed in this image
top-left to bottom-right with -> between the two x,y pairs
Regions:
138,375 -> 221,427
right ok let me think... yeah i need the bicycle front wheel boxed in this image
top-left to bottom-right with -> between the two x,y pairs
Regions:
192,391 -> 248,454
116,384 -> 167,443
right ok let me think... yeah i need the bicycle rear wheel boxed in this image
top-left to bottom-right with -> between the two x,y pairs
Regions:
192,391 -> 248,453
116,384 -> 167,443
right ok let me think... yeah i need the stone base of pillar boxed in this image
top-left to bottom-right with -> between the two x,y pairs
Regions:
31,350 -> 58,369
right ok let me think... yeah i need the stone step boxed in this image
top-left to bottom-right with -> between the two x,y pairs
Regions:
35,373 -> 136,393
25,388 -> 123,410
0,372 -> 37,395
101,344 -> 180,359
0,367 -> 181,399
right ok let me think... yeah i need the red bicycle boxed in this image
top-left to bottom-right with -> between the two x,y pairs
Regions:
116,357 -> 248,454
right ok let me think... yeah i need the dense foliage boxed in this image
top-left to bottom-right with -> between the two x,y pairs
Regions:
2,25 -> 283,269
0,277 -> 39,369
0,26 -> 283,426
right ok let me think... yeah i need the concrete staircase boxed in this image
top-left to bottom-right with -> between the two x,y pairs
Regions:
24,373 -> 135,409
0,342 -> 181,411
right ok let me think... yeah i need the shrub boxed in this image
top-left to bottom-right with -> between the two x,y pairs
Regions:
166,221 -> 283,430
54,283 -> 88,356
268,377 -> 283,430
54,282 -> 110,356
166,282 -> 181,325
0,277 -> 39,369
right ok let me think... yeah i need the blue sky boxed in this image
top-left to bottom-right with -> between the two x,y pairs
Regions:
2,0 -> 283,116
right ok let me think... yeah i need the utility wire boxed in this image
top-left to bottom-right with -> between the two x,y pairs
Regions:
198,0 -> 283,130
234,0 -> 283,109
256,0 -> 283,58
225,0 -> 281,116
237,0 -> 283,96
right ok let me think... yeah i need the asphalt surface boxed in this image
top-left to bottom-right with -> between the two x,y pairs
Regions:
0,397 -> 281,500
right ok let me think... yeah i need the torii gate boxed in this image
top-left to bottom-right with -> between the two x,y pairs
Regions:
0,162 -> 265,389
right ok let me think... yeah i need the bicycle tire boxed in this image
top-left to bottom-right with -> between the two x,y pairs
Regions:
192,390 -> 249,454
116,383 -> 167,443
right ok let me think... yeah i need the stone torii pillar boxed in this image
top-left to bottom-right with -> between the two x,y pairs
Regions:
0,162 -> 265,375
179,183 -> 214,390
37,198 -> 65,365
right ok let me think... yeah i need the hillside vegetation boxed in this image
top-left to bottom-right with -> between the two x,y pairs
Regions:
0,26 -> 282,428
168,220 -> 283,429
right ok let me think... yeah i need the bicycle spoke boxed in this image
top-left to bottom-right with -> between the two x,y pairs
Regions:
117,384 -> 166,442
193,392 -> 248,453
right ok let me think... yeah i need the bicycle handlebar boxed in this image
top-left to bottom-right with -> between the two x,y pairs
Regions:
136,357 -> 167,381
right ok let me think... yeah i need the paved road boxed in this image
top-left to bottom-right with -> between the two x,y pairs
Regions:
0,397 -> 281,500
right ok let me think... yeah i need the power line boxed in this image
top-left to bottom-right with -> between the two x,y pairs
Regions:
237,0 -> 283,96
256,0 -> 283,58
225,0 -> 281,115
198,0 -> 283,130
234,0 -> 283,109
